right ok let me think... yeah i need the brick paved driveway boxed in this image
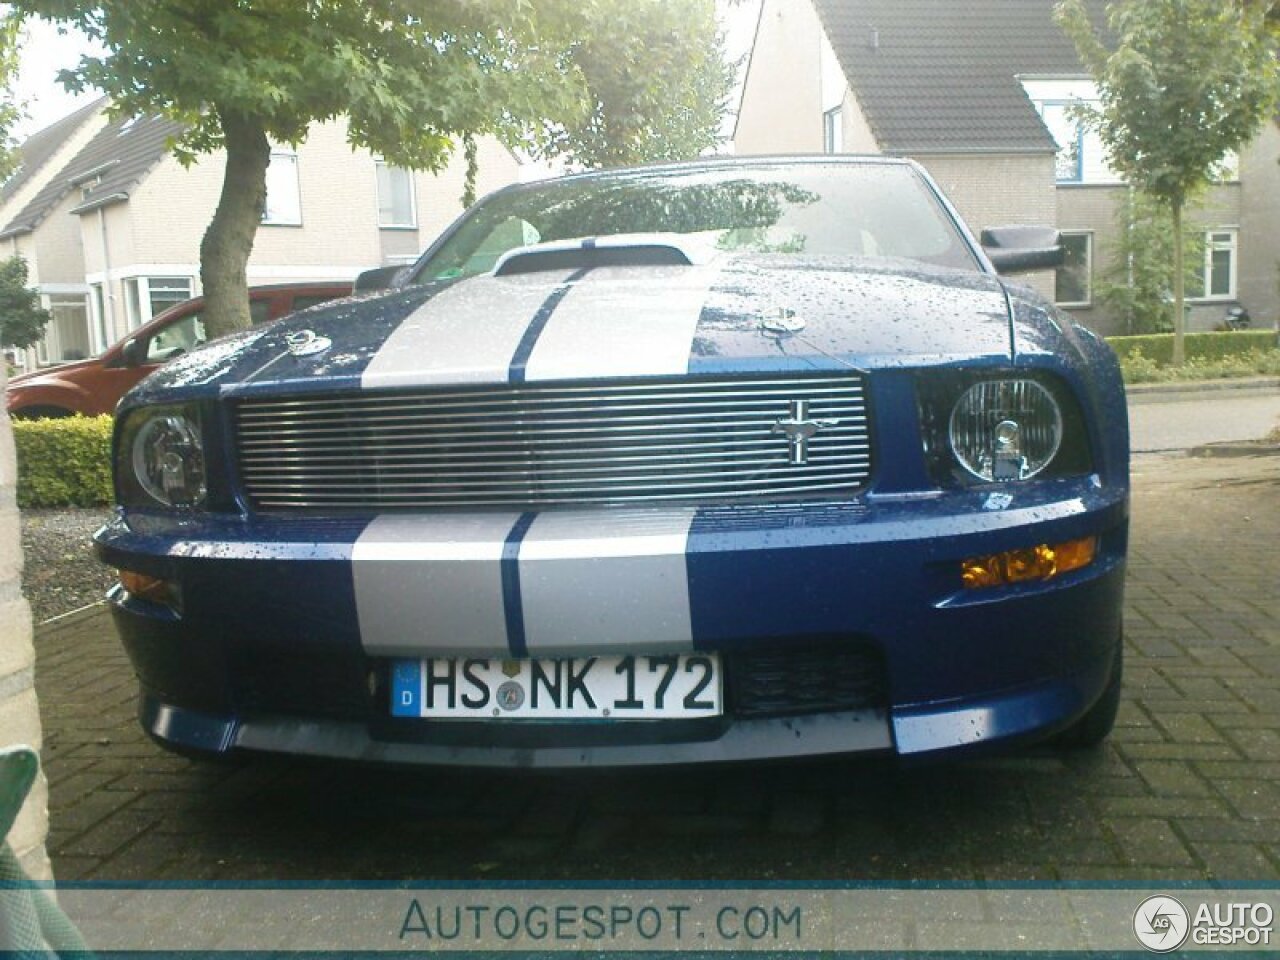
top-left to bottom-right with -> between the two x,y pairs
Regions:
32,452 -> 1280,882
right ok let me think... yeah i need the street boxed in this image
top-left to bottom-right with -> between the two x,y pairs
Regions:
1128,382 -> 1280,453
29,382 -> 1280,883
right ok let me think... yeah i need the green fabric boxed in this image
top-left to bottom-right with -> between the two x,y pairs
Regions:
0,748 -> 94,958
0,749 -> 37,842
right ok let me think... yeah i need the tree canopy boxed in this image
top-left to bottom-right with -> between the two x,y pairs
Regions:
0,257 -> 52,350
12,0 -> 733,337
537,1 -> 735,169
1056,0 -> 1280,363
0,11 -> 22,182
1096,189 -> 1204,336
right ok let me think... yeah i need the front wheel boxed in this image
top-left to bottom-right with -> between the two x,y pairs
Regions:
1055,640 -> 1123,749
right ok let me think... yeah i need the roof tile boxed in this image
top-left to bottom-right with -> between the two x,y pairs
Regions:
1,112 -> 186,238
813,0 -> 1108,154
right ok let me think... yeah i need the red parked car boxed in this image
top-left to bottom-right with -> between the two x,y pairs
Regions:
6,282 -> 352,419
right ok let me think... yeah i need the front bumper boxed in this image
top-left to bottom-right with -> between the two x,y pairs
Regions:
96,474 -> 1127,768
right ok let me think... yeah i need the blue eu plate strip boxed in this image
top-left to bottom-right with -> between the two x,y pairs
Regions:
391,660 -> 422,717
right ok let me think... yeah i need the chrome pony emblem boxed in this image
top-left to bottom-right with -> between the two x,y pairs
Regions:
773,400 -> 839,465
761,306 -> 806,335
285,329 -> 332,357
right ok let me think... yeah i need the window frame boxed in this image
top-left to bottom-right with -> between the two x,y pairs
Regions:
1035,100 -> 1084,184
144,276 -> 195,320
1189,228 -> 1238,302
34,294 -> 89,367
822,107 -> 843,154
89,282 -> 110,355
124,276 -> 195,329
375,158 -> 418,229
262,148 -> 303,226
1054,231 -> 1093,308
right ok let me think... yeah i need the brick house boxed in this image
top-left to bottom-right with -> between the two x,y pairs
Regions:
733,0 -> 1280,335
1,109 -> 532,368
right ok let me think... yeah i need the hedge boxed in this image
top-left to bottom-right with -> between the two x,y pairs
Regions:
11,414 -> 113,508
1106,330 -> 1278,366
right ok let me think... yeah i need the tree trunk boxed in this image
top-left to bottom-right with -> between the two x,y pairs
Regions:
200,109 -> 270,339
1171,197 -> 1186,367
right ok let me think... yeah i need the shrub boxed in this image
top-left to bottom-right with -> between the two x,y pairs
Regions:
1107,330 -> 1277,365
1119,346 -> 1280,384
11,414 -> 113,508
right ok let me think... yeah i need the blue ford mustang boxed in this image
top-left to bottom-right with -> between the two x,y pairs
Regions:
95,156 -> 1128,767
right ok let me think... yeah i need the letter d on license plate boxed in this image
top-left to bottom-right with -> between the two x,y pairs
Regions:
391,654 -> 722,720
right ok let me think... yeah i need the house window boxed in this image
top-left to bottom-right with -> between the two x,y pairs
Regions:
36,296 -> 92,365
90,282 -> 109,354
1036,102 -> 1083,182
263,149 -> 302,225
34,296 -> 90,363
1055,233 -> 1092,307
126,276 -> 194,328
823,107 -> 843,153
147,277 -> 194,317
376,160 -> 417,228
1188,230 -> 1237,300
124,278 -> 143,329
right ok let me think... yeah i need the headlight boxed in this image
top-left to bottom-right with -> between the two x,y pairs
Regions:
948,379 -> 1063,481
118,405 -> 207,508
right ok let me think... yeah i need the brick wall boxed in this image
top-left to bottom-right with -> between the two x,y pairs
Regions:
1059,180 -> 1248,337
0,373 -> 51,880
913,153 -> 1057,299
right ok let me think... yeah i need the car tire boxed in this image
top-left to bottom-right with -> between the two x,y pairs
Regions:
1054,639 -> 1123,749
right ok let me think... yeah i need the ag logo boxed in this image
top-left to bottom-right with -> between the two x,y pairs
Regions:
1133,895 -> 1190,953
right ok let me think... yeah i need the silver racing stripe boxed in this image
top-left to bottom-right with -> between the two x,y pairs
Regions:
352,512 -> 524,657
519,264 -> 722,381
360,271 -> 576,389
353,508 -> 698,659
516,508 -> 697,656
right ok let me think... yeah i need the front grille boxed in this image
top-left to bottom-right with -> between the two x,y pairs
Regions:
234,375 -> 871,511
729,642 -> 886,719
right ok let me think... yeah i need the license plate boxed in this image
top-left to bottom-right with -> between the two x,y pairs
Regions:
391,654 -> 722,720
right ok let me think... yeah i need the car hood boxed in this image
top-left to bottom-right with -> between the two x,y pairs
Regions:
126,257 -> 1014,406
7,356 -> 102,389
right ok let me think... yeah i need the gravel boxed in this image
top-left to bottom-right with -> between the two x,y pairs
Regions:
19,508 -> 115,623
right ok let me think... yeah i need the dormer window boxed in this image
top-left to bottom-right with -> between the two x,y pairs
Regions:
1035,101 -> 1083,182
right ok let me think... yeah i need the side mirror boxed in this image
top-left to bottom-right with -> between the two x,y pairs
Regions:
121,337 -> 147,368
980,225 -> 1064,275
354,265 -> 407,293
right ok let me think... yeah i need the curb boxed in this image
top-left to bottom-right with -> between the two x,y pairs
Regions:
1188,441 -> 1280,459
1125,376 -> 1280,398
34,601 -> 107,637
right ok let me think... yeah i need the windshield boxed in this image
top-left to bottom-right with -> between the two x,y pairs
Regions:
408,162 -> 980,283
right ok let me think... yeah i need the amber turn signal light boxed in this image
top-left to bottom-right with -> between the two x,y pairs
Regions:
961,536 -> 1097,589
117,569 -> 179,608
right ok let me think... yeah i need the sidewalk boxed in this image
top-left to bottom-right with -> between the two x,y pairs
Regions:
1125,376 -> 1279,404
